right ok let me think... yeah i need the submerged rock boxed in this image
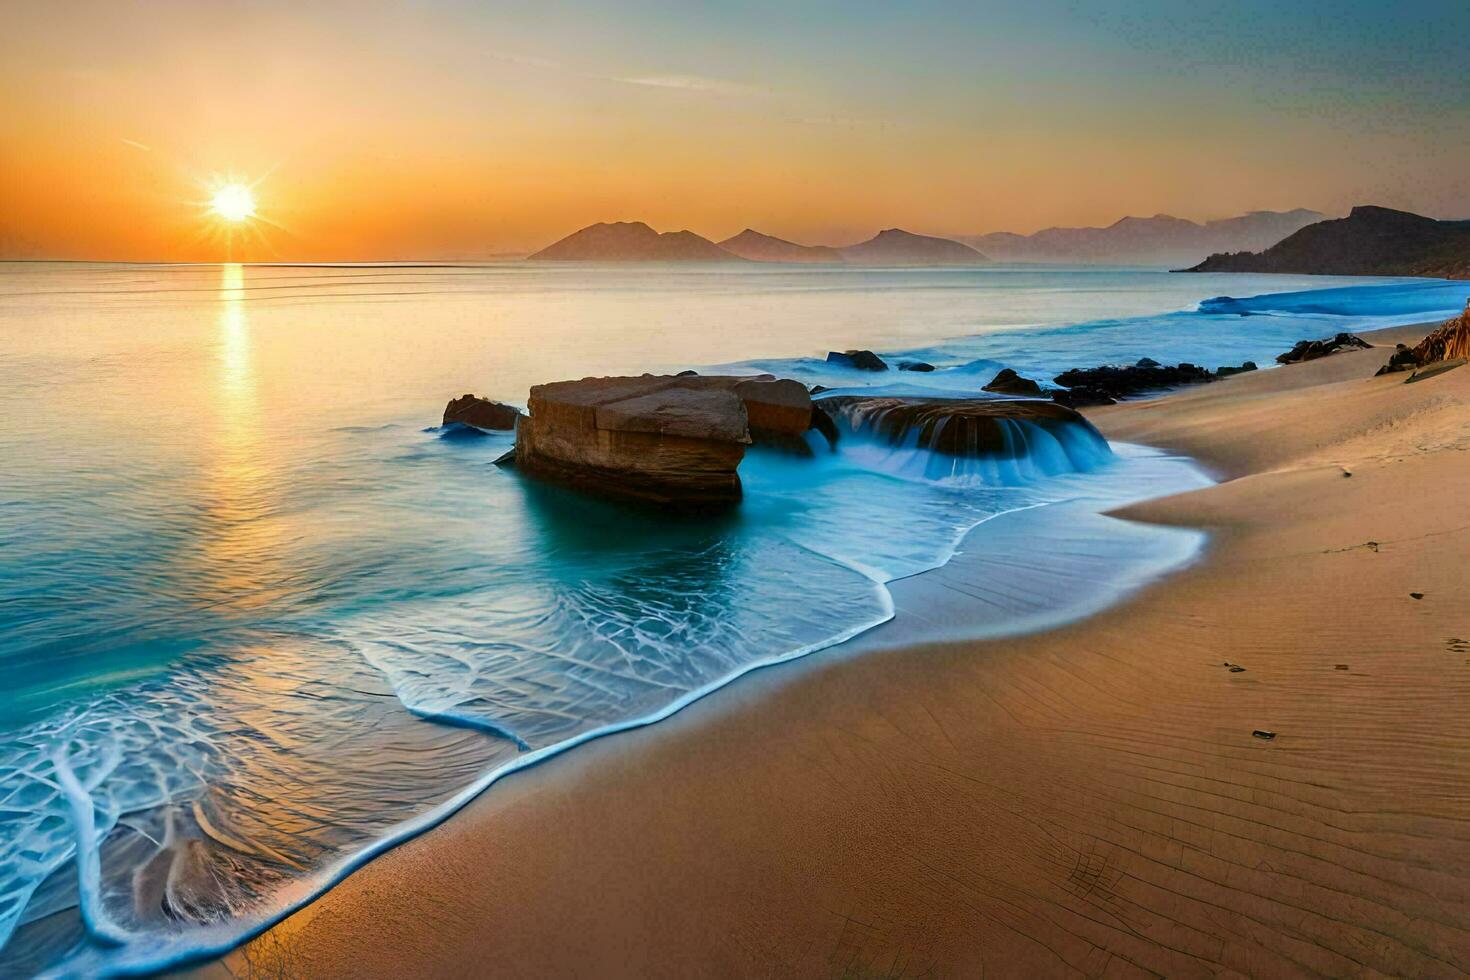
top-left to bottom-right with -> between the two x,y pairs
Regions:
826,349 -> 889,371
898,360 -> 936,372
443,394 -> 521,430
1275,332 -> 1372,364
515,376 -> 750,509
982,368 -> 1044,397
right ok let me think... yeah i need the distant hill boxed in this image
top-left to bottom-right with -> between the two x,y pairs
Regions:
717,229 -> 845,264
839,228 -> 989,266
1184,206 -> 1470,279
528,221 -> 741,261
962,209 -> 1324,267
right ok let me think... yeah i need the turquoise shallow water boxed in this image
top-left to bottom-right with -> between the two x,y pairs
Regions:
1,262 -> 1467,975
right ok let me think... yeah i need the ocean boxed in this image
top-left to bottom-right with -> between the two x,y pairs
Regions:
2,261 -> 1467,975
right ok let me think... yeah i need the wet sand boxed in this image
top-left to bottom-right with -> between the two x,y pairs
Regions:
205,322 -> 1470,978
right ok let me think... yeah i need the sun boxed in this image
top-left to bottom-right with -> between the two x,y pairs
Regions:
210,183 -> 256,222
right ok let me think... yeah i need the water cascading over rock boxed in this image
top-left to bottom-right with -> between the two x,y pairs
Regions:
819,395 -> 1112,482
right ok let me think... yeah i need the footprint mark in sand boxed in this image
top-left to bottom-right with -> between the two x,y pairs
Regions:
1446,637 -> 1470,656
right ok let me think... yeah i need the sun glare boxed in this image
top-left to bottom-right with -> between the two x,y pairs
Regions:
210,183 -> 256,222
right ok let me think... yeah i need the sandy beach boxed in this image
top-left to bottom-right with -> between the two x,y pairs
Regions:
204,322 -> 1470,978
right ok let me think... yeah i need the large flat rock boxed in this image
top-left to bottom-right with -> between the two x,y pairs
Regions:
517,375 -> 752,508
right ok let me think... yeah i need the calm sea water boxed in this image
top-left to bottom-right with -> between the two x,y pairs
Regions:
1,262 -> 1467,975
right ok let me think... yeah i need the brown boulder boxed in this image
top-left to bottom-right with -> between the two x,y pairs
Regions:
443,394 -> 521,430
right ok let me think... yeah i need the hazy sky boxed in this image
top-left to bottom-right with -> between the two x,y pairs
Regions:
3,0 -> 1468,260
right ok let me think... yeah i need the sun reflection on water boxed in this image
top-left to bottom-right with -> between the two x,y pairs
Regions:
218,263 -> 252,404
201,263 -> 288,608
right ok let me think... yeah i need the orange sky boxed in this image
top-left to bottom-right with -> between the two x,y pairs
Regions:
3,2 -> 1468,261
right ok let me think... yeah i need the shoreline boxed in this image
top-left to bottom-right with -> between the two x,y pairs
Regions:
131,420 -> 1210,976
196,319 -> 1470,977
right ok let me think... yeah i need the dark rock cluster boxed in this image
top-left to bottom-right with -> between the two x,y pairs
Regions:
1216,361 -> 1259,377
1377,302 -> 1470,376
1051,359 -> 1215,403
1275,333 -> 1372,364
979,356 -> 1259,409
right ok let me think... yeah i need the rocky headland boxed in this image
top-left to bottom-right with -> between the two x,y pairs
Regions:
1184,205 -> 1470,279
963,208 -> 1323,267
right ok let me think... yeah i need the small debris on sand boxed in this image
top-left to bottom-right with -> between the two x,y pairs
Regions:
1252,730 -> 1276,740
1411,592 -> 1425,600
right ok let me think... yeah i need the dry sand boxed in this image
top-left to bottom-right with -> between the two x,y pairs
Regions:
206,323 -> 1470,978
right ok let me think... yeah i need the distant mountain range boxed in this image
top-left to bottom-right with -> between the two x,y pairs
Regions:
1184,206 -> 1470,279
529,222 -> 990,265
959,209 -> 1325,267
528,208 -> 1353,268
